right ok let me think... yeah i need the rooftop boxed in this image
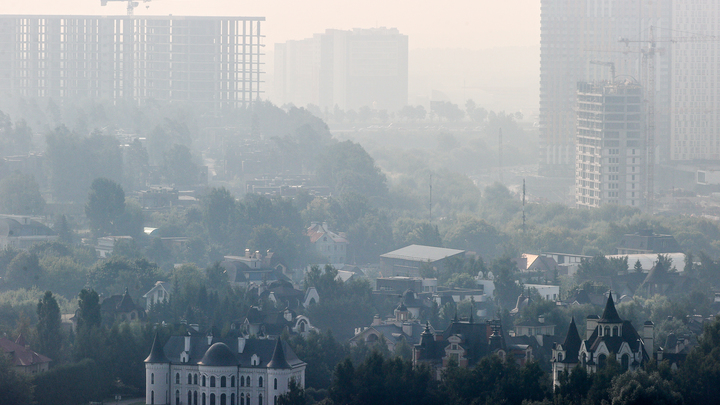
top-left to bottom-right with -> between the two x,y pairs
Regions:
380,244 -> 465,262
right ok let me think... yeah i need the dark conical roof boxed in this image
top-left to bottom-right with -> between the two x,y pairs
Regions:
145,332 -> 170,363
267,339 -> 291,369
559,317 -> 582,363
599,293 -> 622,323
199,343 -> 237,367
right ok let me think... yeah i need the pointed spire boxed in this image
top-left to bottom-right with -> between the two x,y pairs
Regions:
267,339 -> 290,369
600,291 -> 622,323
558,317 -> 581,363
144,332 -> 169,363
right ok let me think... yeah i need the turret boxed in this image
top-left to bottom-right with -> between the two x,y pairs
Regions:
643,321 -> 654,355
145,332 -> 170,405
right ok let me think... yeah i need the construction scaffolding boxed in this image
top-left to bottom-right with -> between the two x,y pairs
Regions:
0,15 -> 265,110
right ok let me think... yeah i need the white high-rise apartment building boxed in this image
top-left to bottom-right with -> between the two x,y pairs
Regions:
274,28 -> 408,112
670,1 -> 720,161
576,81 -> 645,208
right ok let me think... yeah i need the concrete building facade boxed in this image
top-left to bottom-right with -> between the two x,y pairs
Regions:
274,27 -> 408,112
575,81 -> 646,208
0,15 -> 264,110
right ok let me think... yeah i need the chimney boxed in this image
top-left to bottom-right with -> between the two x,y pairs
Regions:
643,321 -> 654,355
207,332 -> 213,345
184,334 -> 191,352
402,323 -> 413,337
586,315 -> 599,340
538,315 -> 545,324
245,248 -> 251,258
238,337 -> 246,353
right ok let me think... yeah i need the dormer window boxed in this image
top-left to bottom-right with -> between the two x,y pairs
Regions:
251,354 -> 260,366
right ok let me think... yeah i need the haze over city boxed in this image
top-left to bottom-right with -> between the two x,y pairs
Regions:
2,1 -> 720,405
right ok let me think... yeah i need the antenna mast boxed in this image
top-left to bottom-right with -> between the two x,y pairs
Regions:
522,178 -> 526,233
429,174 -> 432,222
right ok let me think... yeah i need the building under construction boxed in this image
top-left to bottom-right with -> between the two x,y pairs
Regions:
0,15 -> 264,110
575,81 -> 645,208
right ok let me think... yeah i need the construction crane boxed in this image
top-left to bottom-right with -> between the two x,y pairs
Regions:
620,27 -> 720,213
589,60 -> 616,82
101,0 -> 152,16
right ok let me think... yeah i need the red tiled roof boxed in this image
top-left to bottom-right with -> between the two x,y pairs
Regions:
0,337 -> 52,366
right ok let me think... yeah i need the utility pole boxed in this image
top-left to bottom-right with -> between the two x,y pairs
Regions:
429,174 -> 432,222
498,128 -> 503,185
522,178 -> 526,233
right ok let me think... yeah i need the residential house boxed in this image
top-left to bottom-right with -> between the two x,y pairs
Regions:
0,216 -> 57,250
100,288 -> 147,326
350,301 -> 430,353
0,335 -> 51,374
234,306 -> 316,338
552,294 -> 653,387
145,332 -> 305,405
306,222 -> 348,266
616,230 -> 683,255
222,250 -> 291,288
143,281 -> 172,311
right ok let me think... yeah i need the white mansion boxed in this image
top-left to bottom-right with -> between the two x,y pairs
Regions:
145,330 -> 306,405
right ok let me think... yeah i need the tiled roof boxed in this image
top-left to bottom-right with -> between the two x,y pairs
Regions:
0,337 -> 51,367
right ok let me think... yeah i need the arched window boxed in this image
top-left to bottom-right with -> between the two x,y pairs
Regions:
188,391 -> 192,405
202,375 -> 206,387
188,373 -> 192,384
274,378 -> 277,390
176,390 -> 180,405
241,376 -> 245,387
557,352 -> 563,361
221,376 -> 226,387
598,354 -> 607,369
231,393 -> 235,405
151,373 -> 155,384
176,373 -> 181,384
221,394 -> 227,405
202,393 -> 206,405
211,376 -> 216,387
604,326 -> 610,337
231,376 -> 235,387
194,391 -> 198,405
241,393 -> 245,405
211,393 -> 216,405
247,376 -> 251,386
274,396 -> 277,405
613,326 -> 619,337
621,354 -> 630,370
259,394 -> 263,405
259,377 -> 263,387
194,374 -> 198,385
151,391 -> 155,405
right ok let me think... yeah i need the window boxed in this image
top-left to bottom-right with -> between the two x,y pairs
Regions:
194,374 -> 198,385
612,326 -> 619,337
274,397 -> 277,405
202,376 -> 206,387
188,391 -> 192,405
274,378 -> 277,390
211,376 -> 216,387
176,390 -> 180,405
152,391 -> 155,405
621,354 -> 630,370
241,394 -> 245,405
221,394 -> 227,405
246,376 -> 251,386
188,374 -> 192,385
176,373 -> 181,384
259,395 -> 263,405
221,376 -> 227,387
598,354 -> 607,369
259,377 -> 263,388
241,376 -> 245,387
203,393 -> 206,405
231,376 -> 235,387
231,394 -> 235,405
211,393 -> 216,405
194,391 -> 198,405
151,373 -> 155,384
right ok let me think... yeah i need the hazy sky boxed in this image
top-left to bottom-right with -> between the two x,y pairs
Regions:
4,0 -> 540,49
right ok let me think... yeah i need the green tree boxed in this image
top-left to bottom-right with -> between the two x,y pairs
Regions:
490,255 -> 522,310
610,369 -> 682,405
0,354 -> 33,405
4,251 -> 43,290
634,259 -> 643,273
317,140 -> 388,198
203,187 -> 236,244
36,291 -> 62,362
76,288 -> 101,331
0,172 -> 45,215
85,177 -> 126,237
278,378 -> 307,405
163,143 -> 199,186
